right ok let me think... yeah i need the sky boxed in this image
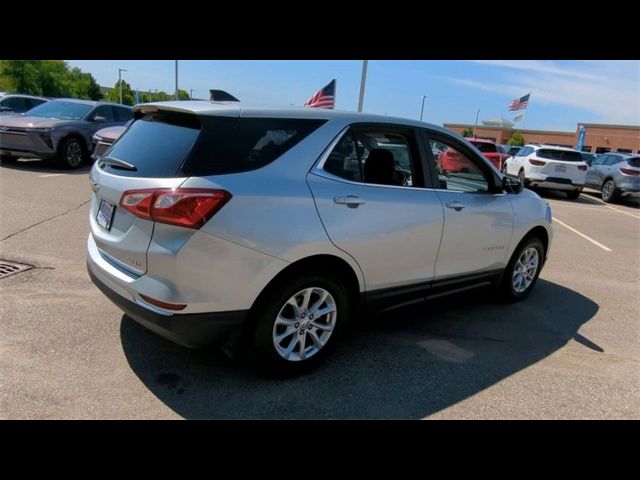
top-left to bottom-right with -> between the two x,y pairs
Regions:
67,60 -> 640,132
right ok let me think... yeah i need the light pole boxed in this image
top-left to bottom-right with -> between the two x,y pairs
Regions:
420,95 -> 427,121
189,89 -> 195,100
175,60 -> 179,100
118,68 -> 127,104
357,60 -> 368,112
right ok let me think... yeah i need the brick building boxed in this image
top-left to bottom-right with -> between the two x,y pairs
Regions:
444,122 -> 640,154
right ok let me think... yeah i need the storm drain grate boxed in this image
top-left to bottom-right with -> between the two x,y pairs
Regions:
0,260 -> 33,279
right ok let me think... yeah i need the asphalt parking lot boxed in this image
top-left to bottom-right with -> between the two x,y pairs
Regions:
1,159 -> 639,419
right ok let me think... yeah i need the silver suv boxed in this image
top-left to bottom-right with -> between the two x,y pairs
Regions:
87,102 -> 553,373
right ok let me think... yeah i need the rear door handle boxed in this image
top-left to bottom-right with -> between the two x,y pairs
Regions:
446,201 -> 465,211
334,195 -> 365,208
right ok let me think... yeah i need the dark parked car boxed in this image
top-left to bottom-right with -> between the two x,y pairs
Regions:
585,152 -> 640,202
0,99 -> 133,168
0,93 -> 49,116
91,120 -> 132,161
580,152 -> 596,167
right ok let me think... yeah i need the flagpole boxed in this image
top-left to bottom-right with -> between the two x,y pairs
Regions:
333,78 -> 337,110
522,91 -> 531,130
473,109 -> 480,137
357,60 -> 368,112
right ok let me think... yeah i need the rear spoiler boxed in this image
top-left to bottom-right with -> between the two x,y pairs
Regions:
209,90 -> 240,102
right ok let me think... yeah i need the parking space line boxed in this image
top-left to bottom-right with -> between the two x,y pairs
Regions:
579,194 -> 640,219
554,218 -> 612,252
39,174 -> 65,178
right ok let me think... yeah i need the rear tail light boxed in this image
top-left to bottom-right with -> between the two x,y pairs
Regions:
120,188 -> 232,229
578,164 -> 588,171
619,168 -> 640,176
529,159 -> 546,166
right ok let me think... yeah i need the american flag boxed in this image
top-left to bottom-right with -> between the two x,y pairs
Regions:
508,93 -> 530,111
304,79 -> 336,109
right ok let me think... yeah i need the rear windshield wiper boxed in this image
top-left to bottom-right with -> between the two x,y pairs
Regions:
100,157 -> 137,171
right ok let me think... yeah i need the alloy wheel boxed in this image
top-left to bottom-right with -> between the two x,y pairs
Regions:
66,141 -> 82,167
272,287 -> 337,362
512,247 -> 539,293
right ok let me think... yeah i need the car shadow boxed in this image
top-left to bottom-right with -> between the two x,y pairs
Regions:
120,279 -> 599,419
0,158 -> 92,175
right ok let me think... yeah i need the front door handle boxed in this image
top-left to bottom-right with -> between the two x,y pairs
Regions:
334,195 -> 365,208
446,201 -> 465,211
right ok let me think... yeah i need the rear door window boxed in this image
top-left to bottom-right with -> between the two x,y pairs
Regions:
100,113 -> 326,178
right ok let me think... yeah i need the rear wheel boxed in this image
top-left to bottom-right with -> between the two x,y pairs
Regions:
57,137 -> 86,169
251,273 -> 350,375
565,189 -> 582,200
601,179 -> 619,203
497,237 -> 544,302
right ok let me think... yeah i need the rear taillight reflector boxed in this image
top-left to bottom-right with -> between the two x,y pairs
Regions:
139,294 -> 186,311
619,168 -> 640,176
578,164 -> 588,171
120,188 -> 231,229
529,159 -> 546,166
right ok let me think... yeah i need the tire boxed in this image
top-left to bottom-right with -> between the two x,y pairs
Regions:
57,136 -> 86,169
496,236 -> 545,302
601,179 -> 619,203
250,273 -> 350,375
565,189 -> 582,200
518,168 -> 526,185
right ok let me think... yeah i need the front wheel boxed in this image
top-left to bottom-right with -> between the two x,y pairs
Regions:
251,274 -> 350,375
497,237 -> 545,302
57,137 -> 86,169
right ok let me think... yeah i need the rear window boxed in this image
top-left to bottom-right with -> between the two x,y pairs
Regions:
100,111 -> 200,177
470,141 -> 497,153
536,149 -> 584,162
627,157 -> 640,168
100,113 -> 326,177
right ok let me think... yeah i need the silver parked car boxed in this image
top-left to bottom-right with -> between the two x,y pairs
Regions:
87,102 -> 553,373
0,93 -> 49,116
0,98 -> 133,168
585,152 -> 640,202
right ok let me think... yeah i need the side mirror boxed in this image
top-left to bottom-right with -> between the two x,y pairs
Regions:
502,175 -> 523,194
93,116 -> 106,123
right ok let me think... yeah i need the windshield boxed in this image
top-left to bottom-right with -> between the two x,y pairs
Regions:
26,100 -> 92,120
470,141 -> 497,153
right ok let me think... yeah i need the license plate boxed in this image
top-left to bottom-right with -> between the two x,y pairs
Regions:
96,199 -> 115,231
555,165 -> 567,173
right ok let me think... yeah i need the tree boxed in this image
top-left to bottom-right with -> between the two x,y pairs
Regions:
507,132 -> 525,147
104,80 -> 135,105
0,60 -> 102,100
462,127 -> 474,137
67,67 -> 102,100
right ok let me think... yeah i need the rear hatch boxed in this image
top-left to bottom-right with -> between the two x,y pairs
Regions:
532,148 -> 587,181
89,108 -> 206,275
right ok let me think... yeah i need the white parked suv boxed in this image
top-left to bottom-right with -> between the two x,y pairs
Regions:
503,144 -> 588,199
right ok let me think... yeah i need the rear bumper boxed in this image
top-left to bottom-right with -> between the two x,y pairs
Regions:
527,175 -> 584,191
88,262 -> 248,348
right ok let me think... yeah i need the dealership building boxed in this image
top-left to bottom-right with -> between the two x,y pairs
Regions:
444,118 -> 640,154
